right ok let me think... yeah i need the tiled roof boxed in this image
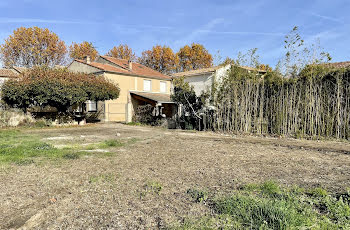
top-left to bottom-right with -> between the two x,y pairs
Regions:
322,61 -> 350,69
130,91 -> 172,103
75,59 -> 131,74
172,65 -> 266,78
172,66 -> 220,77
241,66 -> 267,73
0,68 -> 19,78
100,56 -> 171,80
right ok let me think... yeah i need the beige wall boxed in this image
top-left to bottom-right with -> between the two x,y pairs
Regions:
136,77 -> 170,94
103,73 -> 171,122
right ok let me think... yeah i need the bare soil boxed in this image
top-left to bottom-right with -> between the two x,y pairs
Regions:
1,123 -> 350,229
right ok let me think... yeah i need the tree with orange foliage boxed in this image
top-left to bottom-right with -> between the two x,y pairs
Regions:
177,43 -> 213,72
0,27 -> 67,67
69,41 -> 99,61
138,45 -> 178,74
258,64 -> 273,72
106,44 -> 136,61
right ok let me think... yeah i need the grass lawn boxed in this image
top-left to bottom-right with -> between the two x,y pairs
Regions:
173,181 -> 350,229
0,128 -> 133,165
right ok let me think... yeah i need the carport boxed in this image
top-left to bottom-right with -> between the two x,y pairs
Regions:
130,91 -> 176,118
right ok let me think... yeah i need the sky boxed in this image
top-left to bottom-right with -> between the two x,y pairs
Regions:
0,0 -> 349,67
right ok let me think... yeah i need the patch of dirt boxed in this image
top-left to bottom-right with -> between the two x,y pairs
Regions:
1,123 -> 350,229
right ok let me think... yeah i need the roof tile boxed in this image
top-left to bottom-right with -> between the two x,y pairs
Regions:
101,56 -> 171,80
0,68 -> 19,78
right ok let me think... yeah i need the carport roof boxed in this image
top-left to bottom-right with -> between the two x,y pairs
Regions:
130,92 -> 174,103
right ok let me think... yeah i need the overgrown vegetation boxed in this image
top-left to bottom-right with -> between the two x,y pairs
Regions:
202,64 -> 350,139
171,77 -> 204,130
133,104 -> 164,126
172,27 -> 350,140
172,181 -> 350,229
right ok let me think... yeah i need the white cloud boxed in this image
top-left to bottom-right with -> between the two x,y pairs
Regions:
0,17 -> 89,24
173,18 -> 225,47
301,11 -> 344,24
195,30 -> 285,36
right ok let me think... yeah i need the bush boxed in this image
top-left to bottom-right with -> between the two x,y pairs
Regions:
1,66 -> 120,113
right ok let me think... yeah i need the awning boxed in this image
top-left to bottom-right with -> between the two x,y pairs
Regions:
130,92 -> 174,104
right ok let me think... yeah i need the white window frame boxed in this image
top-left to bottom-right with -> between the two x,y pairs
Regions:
160,81 -> 167,93
143,79 -> 151,91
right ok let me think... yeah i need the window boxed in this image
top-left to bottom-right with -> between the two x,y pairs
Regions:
160,81 -> 167,93
86,100 -> 97,112
143,79 -> 151,91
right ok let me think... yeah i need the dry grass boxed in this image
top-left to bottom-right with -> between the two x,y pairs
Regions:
0,123 -> 350,229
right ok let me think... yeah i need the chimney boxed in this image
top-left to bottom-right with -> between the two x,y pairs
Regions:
85,56 -> 91,64
128,60 -> 132,70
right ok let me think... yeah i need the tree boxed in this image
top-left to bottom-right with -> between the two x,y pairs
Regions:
281,26 -> 331,78
0,27 -> 67,67
0,66 -> 120,113
177,43 -> 213,72
138,45 -> 178,74
235,48 -> 261,68
69,41 -> 99,61
171,76 -> 204,130
106,44 -> 136,61
258,64 -> 273,72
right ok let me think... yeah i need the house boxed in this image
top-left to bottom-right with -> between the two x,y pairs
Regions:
0,67 -> 22,109
68,56 -> 174,122
172,65 -> 266,96
322,61 -> 350,69
0,67 -> 24,90
0,67 -> 23,86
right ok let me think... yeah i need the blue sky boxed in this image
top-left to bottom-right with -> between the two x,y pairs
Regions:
0,0 -> 348,67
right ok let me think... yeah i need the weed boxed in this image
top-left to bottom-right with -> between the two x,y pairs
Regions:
126,122 -> 142,126
15,159 -> 35,165
187,188 -> 209,203
100,139 -> 124,148
140,181 -> 163,198
260,180 -> 282,197
89,173 -> 115,184
309,187 -> 329,197
174,182 -> 350,229
62,153 -> 80,159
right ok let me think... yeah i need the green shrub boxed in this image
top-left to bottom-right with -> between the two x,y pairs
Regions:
1,66 -> 120,114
